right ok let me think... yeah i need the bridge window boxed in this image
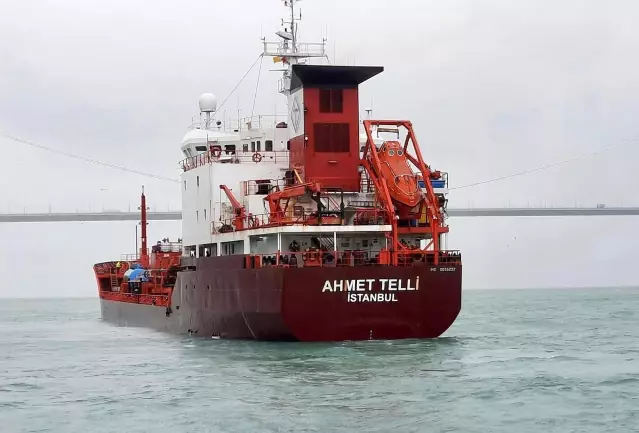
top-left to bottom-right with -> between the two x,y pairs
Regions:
314,123 -> 350,153
204,209 -> 207,220
197,176 -> 200,187
196,210 -> 199,221
265,140 -> 273,151
251,142 -> 256,152
195,145 -> 207,152
319,89 -> 343,113
184,180 -> 187,191
243,143 -> 249,152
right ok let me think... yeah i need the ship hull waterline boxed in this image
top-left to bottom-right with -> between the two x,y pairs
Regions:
99,259 -> 462,342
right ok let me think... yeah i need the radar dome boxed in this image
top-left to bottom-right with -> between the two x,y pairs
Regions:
198,93 -> 217,113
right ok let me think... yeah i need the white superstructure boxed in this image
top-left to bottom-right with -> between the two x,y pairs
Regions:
178,0 -> 452,263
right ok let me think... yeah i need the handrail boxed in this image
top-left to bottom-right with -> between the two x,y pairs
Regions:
241,178 -> 290,196
214,207 -> 393,233
187,114 -> 289,133
245,249 -> 462,268
120,254 -> 140,262
214,208 -> 351,233
181,150 -> 289,172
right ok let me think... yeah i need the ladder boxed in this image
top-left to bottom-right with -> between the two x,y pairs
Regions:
110,274 -> 119,290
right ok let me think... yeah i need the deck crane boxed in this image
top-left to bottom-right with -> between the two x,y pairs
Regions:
219,185 -> 246,230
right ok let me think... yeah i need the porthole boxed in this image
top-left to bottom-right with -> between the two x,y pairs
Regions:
388,150 -> 395,156
397,149 -> 404,156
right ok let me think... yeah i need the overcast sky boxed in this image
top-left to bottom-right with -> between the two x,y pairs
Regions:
1,0 -> 638,297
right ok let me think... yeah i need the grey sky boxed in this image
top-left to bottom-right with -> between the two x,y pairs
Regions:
1,0 -> 638,297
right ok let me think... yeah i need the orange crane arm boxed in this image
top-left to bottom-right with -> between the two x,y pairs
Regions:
264,182 -> 322,223
220,185 -> 242,211
220,185 -> 246,230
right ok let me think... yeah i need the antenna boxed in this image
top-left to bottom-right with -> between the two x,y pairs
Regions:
289,0 -> 296,53
263,0 -> 326,96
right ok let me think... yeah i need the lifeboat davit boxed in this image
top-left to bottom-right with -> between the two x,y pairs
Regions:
375,141 -> 421,208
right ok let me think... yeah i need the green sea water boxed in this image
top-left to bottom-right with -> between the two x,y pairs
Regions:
1,287 -> 637,433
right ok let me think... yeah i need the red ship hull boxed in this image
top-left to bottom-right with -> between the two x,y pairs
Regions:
99,256 -> 462,342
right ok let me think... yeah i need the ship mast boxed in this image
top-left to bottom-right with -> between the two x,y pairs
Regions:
262,0 -> 327,97
139,186 -> 149,267
288,0 -> 297,54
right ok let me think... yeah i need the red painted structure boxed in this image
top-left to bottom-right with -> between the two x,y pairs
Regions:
93,188 -> 181,309
288,65 -> 383,191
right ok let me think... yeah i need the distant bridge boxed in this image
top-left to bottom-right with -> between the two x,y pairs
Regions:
2,207 -> 639,223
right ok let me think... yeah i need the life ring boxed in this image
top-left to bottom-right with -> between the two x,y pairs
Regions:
119,261 -> 130,272
211,146 -> 222,158
252,152 -> 262,163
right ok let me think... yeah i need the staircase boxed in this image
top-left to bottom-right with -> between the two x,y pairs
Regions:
319,237 -> 335,251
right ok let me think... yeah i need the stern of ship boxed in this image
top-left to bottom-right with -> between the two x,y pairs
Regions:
280,264 -> 461,342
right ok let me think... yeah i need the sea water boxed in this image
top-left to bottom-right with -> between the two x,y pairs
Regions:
1,287 -> 637,433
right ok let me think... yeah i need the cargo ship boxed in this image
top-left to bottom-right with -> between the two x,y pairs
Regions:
93,0 -> 462,341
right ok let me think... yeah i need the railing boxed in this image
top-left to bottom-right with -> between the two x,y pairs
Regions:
181,150 -> 289,172
421,172 -> 448,191
187,114 -> 289,134
241,178 -> 289,196
116,243 -> 182,262
352,208 -> 389,225
215,207 -> 394,232
151,242 -> 182,253
245,249 -> 462,268
262,41 -> 327,58
214,209 -> 346,233
120,254 -> 140,262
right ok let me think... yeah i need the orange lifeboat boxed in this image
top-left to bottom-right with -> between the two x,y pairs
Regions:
376,141 -> 421,208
